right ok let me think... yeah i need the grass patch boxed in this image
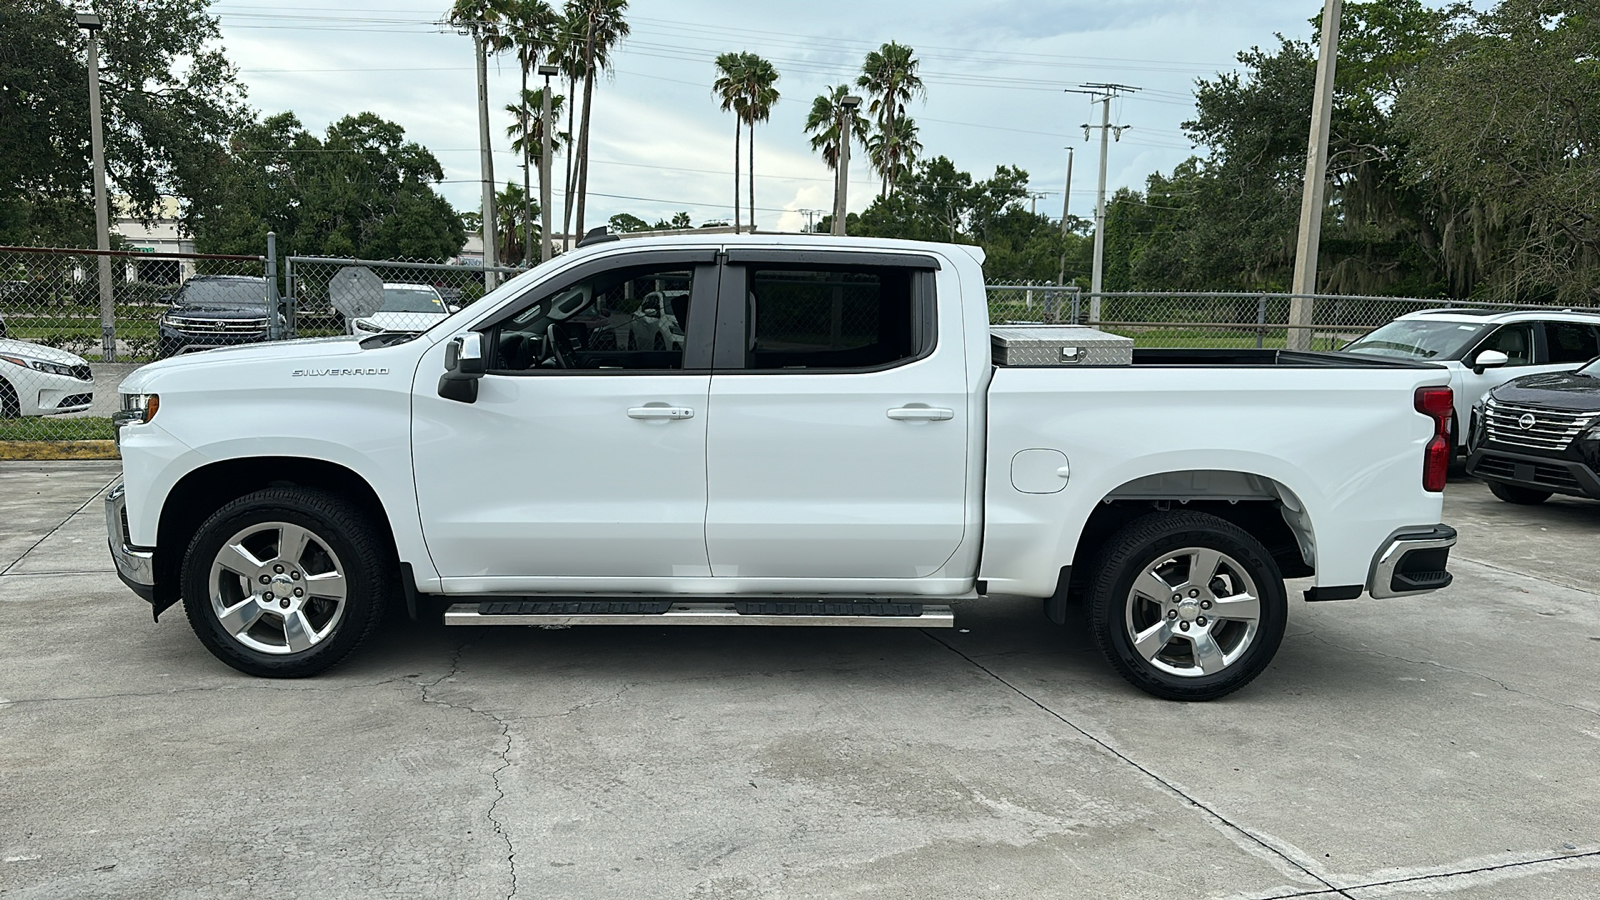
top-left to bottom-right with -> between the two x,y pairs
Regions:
0,416 -> 117,441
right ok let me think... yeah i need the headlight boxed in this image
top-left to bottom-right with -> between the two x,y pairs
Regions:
115,392 -> 159,426
0,355 -> 75,377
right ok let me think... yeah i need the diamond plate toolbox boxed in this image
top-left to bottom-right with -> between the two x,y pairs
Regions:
990,325 -> 1134,366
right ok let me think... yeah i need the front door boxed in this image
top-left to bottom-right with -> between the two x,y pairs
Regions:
412,254 -> 719,592
703,256 -> 971,582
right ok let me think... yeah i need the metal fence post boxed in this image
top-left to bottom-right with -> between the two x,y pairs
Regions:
265,232 -> 280,341
1071,291 -> 1081,326
284,257 -> 297,340
1255,293 -> 1267,349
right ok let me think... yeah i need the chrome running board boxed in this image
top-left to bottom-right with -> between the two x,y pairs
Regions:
443,599 -> 955,628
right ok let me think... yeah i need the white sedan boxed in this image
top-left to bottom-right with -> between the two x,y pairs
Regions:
0,338 -> 95,417
346,283 -> 454,336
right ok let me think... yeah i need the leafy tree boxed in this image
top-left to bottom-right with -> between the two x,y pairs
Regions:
607,212 -> 650,232
192,112 -> 465,261
857,42 -> 925,195
652,211 -> 692,230
803,84 -> 870,215
864,116 -> 923,202
0,0 -> 249,245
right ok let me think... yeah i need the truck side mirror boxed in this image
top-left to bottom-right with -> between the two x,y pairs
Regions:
1472,349 -> 1509,375
439,332 -> 486,403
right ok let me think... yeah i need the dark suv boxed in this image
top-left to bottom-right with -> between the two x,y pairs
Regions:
1466,360 -> 1600,504
157,276 -> 274,357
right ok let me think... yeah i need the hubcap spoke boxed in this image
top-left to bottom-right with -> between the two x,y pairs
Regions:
303,571 -> 346,602
1143,569 -> 1175,596
216,542 -> 265,579
216,598 -> 264,638
1210,591 -> 1261,623
282,608 -> 320,653
1189,630 -> 1227,675
276,524 -> 313,569
1132,619 -> 1176,662
1189,548 -> 1224,589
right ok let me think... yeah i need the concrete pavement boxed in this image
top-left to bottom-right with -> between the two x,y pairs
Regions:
1,464 -> 1597,898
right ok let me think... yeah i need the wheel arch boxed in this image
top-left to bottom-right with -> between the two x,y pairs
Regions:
151,456 -> 399,617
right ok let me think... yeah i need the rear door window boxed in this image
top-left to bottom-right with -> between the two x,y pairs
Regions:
1543,322 -> 1600,365
733,266 -> 929,371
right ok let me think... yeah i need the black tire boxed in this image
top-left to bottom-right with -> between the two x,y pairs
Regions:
1487,481 -> 1552,505
0,376 -> 18,417
1087,511 -> 1288,702
181,487 -> 391,678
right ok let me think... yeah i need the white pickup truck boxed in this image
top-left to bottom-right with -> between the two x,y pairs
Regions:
107,234 -> 1458,700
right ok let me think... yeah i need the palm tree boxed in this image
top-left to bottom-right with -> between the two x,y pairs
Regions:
553,12 -> 582,247
504,88 -> 568,257
500,0 -> 558,265
567,0 -> 629,240
804,84 -> 869,218
447,0 -> 510,268
712,52 -> 748,231
738,53 -> 779,232
865,115 -> 922,195
856,41 -> 925,195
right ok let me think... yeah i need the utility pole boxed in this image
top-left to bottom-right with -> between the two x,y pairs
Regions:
78,12 -> 115,361
1057,146 -> 1074,287
1069,83 -> 1138,328
473,26 -> 498,290
832,95 -> 861,237
1288,0 -> 1343,351
538,64 -> 558,262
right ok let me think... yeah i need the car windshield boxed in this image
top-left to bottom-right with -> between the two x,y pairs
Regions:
1343,319 -> 1489,359
380,287 -> 444,313
177,280 -> 266,307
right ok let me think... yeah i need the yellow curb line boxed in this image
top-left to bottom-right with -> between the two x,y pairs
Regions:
0,441 -> 120,461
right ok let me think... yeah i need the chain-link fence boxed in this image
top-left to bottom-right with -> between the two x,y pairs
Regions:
0,245 -> 265,443
8,244 -> 1600,447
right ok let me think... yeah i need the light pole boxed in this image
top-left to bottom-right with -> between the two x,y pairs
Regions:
472,25 -> 498,290
1288,0 -> 1343,350
1069,83 -> 1138,328
1057,146 -> 1074,287
832,95 -> 861,237
78,12 -> 115,362
538,63 -> 558,262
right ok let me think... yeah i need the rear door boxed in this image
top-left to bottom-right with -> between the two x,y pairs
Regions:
702,251 -> 969,581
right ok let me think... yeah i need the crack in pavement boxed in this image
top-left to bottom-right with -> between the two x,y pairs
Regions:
921,630 -> 1352,899
0,674 -> 418,707
1306,633 -> 1600,721
416,642 -> 518,900
1313,848 -> 1600,898
0,474 -> 119,576
1453,552 -> 1599,597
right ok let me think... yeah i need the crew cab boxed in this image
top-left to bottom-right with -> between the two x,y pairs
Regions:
108,234 -> 1458,701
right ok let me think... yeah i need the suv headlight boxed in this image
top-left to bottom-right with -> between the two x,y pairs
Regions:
0,355 -> 75,377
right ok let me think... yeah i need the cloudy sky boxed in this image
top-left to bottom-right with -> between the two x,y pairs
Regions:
212,1 -> 1333,233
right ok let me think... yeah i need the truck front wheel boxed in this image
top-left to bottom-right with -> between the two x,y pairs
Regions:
181,488 -> 391,678
1087,511 -> 1287,701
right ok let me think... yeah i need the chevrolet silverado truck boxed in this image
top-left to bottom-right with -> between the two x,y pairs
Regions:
107,234 -> 1458,701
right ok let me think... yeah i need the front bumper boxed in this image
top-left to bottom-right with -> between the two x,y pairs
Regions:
1465,445 -> 1600,499
105,482 -> 156,602
1368,525 -> 1457,599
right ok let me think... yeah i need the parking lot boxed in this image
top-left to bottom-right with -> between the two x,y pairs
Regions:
1,461 -> 1597,899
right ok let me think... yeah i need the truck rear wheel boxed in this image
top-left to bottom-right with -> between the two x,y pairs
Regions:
1087,511 -> 1287,701
181,488 -> 390,678
1487,481 -> 1551,505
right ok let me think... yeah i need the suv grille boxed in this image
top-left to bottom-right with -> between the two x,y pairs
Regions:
165,315 -> 269,336
1483,398 -> 1595,452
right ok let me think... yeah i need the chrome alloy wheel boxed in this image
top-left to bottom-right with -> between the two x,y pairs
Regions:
208,521 -> 348,655
1124,546 -> 1261,678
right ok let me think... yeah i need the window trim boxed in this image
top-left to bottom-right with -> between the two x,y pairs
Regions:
722,248 -> 941,270
479,251 -> 720,376
711,262 -> 938,374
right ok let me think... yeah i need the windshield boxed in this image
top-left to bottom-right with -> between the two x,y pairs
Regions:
176,279 -> 267,307
1343,319 -> 1489,360
380,287 -> 445,313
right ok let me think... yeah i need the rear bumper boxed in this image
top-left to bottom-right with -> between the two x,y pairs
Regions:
105,482 -> 156,602
1367,525 -> 1457,599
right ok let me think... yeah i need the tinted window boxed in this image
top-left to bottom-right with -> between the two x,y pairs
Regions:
744,267 -> 920,369
176,278 -> 267,307
381,286 -> 445,313
1478,323 -> 1534,365
490,264 -> 695,372
1544,322 -> 1599,365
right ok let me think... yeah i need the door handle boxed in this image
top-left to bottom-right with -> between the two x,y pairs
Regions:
627,406 -> 694,420
886,407 -> 954,421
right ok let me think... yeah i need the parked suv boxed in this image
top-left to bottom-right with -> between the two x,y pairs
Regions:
1342,308 -> 1600,451
157,276 -> 274,357
1466,360 -> 1600,504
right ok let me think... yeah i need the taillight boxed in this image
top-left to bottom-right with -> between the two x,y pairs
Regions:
1415,386 -> 1453,492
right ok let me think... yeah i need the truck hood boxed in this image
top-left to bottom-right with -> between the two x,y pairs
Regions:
1488,370 -> 1600,412
119,336 -> 369,393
